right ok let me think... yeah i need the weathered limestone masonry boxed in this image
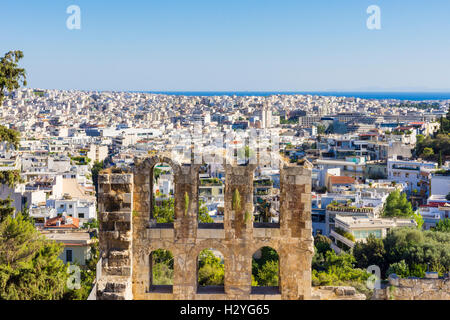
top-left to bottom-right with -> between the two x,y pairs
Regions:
373,273 -> 450,300
96,169 -> 134,300
97,155 -> 313,300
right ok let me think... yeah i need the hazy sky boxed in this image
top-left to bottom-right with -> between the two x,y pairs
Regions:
1,0 -> 450,92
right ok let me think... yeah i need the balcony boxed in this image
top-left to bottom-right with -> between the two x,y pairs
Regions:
330,230 -> 355,249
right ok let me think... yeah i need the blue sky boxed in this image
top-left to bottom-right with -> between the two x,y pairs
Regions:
1,0 -> 450,92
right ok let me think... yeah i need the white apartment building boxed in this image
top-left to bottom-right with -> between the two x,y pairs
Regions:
387,157 -> 437,193
55,198 -> 96,223
330,215 -> 417,252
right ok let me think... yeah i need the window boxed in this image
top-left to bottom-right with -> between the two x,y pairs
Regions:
60,204 -> 64,208
197,249 -> 225,294
69,204 -> 73,209
251,247 -> 280,295
149,249 -> 173,293
151,163 -> 175,225
78,213 -> 84,219
253,160 -> 280,227
198,163 -> 225,228
66,249 -> 73,262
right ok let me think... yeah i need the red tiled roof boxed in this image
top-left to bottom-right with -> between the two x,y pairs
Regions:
329,176 -> 356,185
44,216 -> 79,229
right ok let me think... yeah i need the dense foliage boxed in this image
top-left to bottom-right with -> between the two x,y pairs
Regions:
354,228 -> 450,278
0,125 -> 20,149
0,213 -> 67,299
252,247 -> 279,287
151,249 -> 174,285
198,249 -> 224,286
153,197 -> 175,223
0,170 -> 23,188
312,249 -> 371,297
434,218 -> 450,232
0,50 -> 27,106
198,200 -> 214,223
0,199 -> 99,300
415,109 -> 450,164
382,190 -> 413,218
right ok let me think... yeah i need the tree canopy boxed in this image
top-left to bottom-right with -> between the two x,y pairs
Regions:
0,212 -> 68,299
252,246 -> 279,287
354,227 -> 450,278
0,50 -> 27,106
382,190 -> 413,218
198,249 -> 224,286
434,219 -> 450,233
0,125 -> 20,149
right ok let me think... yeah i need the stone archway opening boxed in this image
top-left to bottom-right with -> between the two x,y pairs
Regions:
198,162 -> 225,228
149,249 -> 174,293
253,158 -> 280,228
197,248 -> 225,294
251,246 -> 280,295
151,162 -> 175,225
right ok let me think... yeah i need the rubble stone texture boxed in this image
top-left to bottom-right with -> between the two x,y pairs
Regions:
97,156 -> 313,300
373,274 -> 450,300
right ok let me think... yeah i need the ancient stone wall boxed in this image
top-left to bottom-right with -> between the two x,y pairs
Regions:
373,274 -> 450,300
97,156 -> 313,300
96,171 -> 134,300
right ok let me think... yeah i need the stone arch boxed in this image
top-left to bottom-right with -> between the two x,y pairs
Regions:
197,152 -> 226,228
250,245 -> 280,295
134,156 -> 182,223
193,241 -> 229,294
149,248 -> 175,293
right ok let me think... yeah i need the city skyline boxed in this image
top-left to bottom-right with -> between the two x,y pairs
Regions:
1,0 -> 450,92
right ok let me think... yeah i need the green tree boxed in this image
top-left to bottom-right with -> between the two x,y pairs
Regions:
0,50 -> 27,106
198,200 -> 214,223
0,212 -> 68,299
382,228 -> 450,276
252,247 -> 279,286
0,197 -> 15,223
153,198 -> 175,223
383,190 -> 413,218
353,234 -> 387,272
0,126 -> 20,150
413,211 -> 424,230
198,249 -> 224,286
0,170 -> 24,188
386,260 -> 409,278
257,260 -> 279,286
311,251 -> 370,296
434,219 -> 450,232
151,249 -> 173,285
